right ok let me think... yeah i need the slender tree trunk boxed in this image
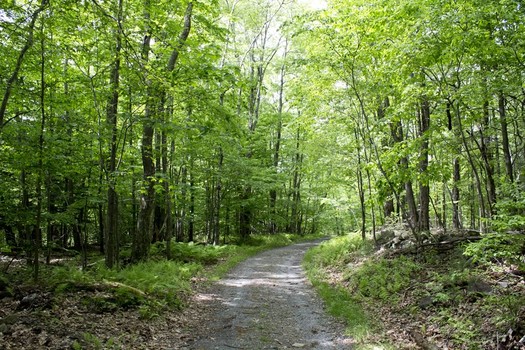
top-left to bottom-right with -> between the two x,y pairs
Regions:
499,93 -> 514,183
418,98 -> 431,232
391,118 -> 418,232
34,18 -> 47,280
105,0 -> 123,269
290,128 -> 302,234
133,0 -> 155,262
455,103 -> 486,231
213,148 -> 223,245
269,41 -> 287,234
378,98 -> 395,218
452,158 -> 461,229
20,169 -> 32,262
178,164 -> 187,242
447,102 -> 462,229
153,128 -> 163,243
188,156 -> 195,242
480,101 -> 496,217
354,129 -> 366,240
162,130 -> 173,258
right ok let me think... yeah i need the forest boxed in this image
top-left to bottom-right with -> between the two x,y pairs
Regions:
1,0 -> 524,349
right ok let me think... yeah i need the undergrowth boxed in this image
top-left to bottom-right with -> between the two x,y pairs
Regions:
303,234 -> 389,347
304,233 -> 525,349
36,233 -> 322,318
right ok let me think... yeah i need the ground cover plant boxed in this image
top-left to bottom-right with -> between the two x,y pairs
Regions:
304,232 -> 525,350
0,233 -> 321,349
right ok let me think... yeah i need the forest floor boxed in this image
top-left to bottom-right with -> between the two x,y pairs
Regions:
304,231 -> 525,349
2,234 -> 524,349
0,239 -> 352,350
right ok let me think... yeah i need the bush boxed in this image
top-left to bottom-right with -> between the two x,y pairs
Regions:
464,233 -> 525,267
347,256 -> 421,301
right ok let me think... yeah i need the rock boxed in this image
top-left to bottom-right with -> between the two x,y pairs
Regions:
17,292 -> 52,310
497,281 -> 510,288
292,343 -> 306,348
418,296 -> 435,309
467,281 -> 493,294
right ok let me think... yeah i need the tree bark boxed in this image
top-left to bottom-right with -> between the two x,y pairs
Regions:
455,103 -> 486,231
34,17 -> 47,280
269,41 -> 287,234
354,129 -> 366,239
133,0 -> 155,263
447,102 -> 462,229
479,100 -> 496,217
499,93 -> 514,183
418,98 -> 431,232
213,148 -> 223,245
105,0 -> 123,269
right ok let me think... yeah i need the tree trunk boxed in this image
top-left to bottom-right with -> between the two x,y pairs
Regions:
418,98 -> 431,232
133,1 -> 193,262
290,128 -> 303,234
455,103 -> 486,231
269,41 -> 287,234
447,102 -> 462,230
188,157 -> 195,242
480,100 -> 496,217
34,17 -> 47,280
378,97 -> 395,218
213,148 -> 223,245
499,93 -> 514,183
133,0 -> 154,262
105,0 -> 123,269
354,129 -> 366,240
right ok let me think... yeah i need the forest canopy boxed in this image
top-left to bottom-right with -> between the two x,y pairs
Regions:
1,0 -> 524,273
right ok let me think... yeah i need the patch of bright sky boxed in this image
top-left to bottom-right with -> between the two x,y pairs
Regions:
298,0 -> 328,10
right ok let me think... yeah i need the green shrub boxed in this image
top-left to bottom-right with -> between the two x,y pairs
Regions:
464,233 -> 525,267
305,234 -> 373,269
347,256 -> 420,301
304,234 -> 379,342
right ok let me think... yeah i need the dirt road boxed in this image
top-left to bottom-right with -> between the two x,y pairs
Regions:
186,241 -> 353,349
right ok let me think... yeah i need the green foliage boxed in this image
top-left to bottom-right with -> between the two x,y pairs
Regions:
49,259 -> 200,310
303,235 -> 388,347
170,243 -> 228,265
483,294 -> 525,331
347,256 -> 421,301
0,231 -> 10,253
464,233 -> 525,267
491,182 -> 525,233
71,332 -> 119,350
316,281 -> 371,340
305,234 -> 374,270
433,310 -> 479,348
46,233 -> 316,317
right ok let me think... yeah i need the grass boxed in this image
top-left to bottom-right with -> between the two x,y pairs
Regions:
303,232 -> 525,349
303,234 -> 391,348
33,233 -> 324,317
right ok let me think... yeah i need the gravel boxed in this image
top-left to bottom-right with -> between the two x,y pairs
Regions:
186,240 -> 353,350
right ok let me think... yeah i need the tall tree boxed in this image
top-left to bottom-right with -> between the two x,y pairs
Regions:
133,1 -> 193,262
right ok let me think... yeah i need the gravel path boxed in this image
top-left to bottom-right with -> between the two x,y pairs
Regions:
187,241 -> 353,349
